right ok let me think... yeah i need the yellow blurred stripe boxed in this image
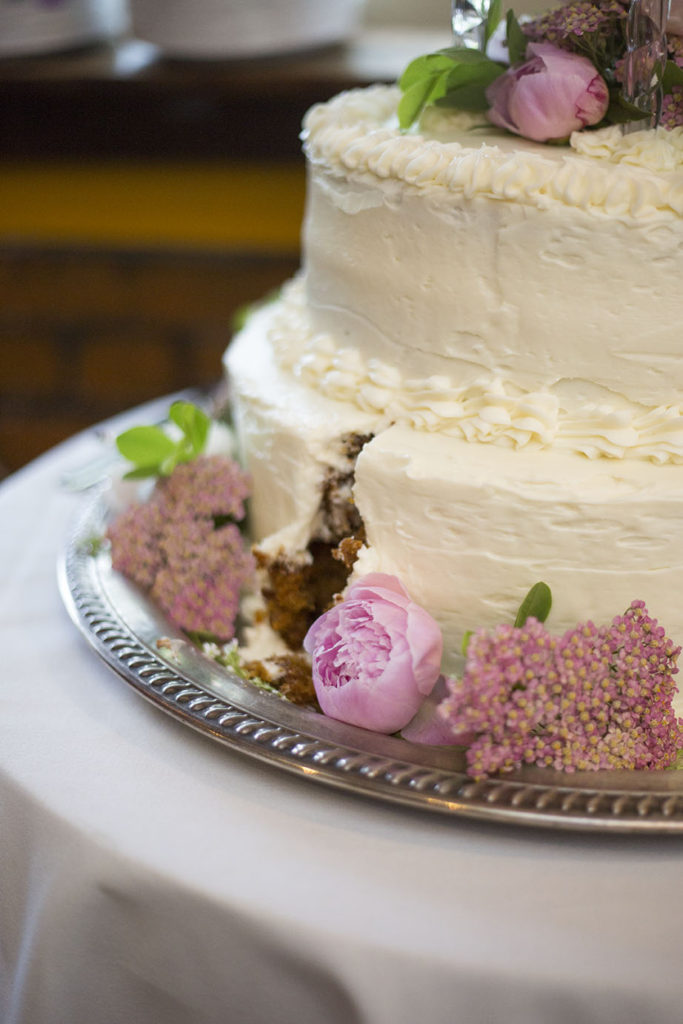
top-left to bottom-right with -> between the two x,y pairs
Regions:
0,161 -> 306,252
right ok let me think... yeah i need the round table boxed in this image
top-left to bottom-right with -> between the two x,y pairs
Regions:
2,404 -> 683,1024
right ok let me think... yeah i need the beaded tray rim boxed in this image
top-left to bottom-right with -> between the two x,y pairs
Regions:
58,488 -> 683,835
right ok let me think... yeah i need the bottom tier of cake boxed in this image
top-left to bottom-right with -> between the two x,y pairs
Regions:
225,302 -> 683,672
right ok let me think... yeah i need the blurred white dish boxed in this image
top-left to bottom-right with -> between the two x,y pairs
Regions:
0,0 -> 127,57
129,0 -> 364,58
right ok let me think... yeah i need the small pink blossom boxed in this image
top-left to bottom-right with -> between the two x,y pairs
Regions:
486,42 -> 609,142
303,574 -> 443,733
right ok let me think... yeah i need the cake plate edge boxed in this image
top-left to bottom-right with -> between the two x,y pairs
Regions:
58,488 -> 683,835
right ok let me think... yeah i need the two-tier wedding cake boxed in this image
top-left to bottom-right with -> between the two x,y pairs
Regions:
226,82 -> 683,673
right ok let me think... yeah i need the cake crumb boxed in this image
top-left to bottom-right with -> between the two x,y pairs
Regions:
334,533 -> 365,570
340,432 -> 374,460
242,653 -> 319,709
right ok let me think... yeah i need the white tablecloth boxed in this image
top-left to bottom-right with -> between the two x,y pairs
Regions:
2,408 -> 683,1024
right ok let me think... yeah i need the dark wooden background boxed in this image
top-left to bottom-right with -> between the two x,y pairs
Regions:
0,30 -> 446,474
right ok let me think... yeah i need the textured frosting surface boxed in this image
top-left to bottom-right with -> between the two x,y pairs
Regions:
224,85 -> 683,661
226,307 -> 683,668
226,304 -> 376,554
273,278 -> 683,463
353,423 -> 683,670
300,86 -> 683,459
303,86 -> 683,215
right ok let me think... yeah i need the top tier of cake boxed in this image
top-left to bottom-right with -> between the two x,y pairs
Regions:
290,85 -> 683,463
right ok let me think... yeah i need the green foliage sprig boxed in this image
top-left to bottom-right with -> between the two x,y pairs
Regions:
461,581 -> 552,654
116,400 -> 210,479
505,8 -> 527,64
398,4 -> 514,130
514,581 -> 552,628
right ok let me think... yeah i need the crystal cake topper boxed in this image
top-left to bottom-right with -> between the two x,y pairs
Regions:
451,0 -> 490,49
623,0 -> 671,127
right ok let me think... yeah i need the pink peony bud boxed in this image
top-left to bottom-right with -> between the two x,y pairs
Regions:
486,42 -> 609,143
303,573 -> 443,734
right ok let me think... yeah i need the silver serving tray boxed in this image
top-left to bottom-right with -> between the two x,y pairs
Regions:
58,488 -> 683,834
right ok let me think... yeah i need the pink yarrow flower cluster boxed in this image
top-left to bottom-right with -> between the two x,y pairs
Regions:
438,601 -> 683,779
107,455 -> 253,641
523,0 -> 628,51
660,86 -> 683,130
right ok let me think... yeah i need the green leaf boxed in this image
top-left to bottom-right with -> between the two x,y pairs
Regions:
663,59 -> 683,92
461,629 -> 474,656
168,400 -> 193,434
169,400 -> 210,456
115,401 -> 210,479
159,452 -> 181,477
485,0 -> 503,46
436,83 -> 496,112
213,513 -> 237,528
398,46 -> 506,128
514,582 -> 552,628
398,69 -> 452,129
506,9 -> 527,65
122,464 -> 164,480
435,58 -> 505,111
116,426 -> 177,467
185,629 -> 225,645
605,91 -> 651,126
444,56 -> 505,89
190,409 -> 210,453
399,52 -> 455,91
435,46 -> 499,64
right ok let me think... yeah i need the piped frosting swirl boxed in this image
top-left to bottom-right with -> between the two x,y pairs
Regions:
302,85 -> 683,220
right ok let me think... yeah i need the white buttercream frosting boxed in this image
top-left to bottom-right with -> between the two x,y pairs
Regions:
271,278 -> 683,463
303,85 -> 683,218
571,123 -> 683,172
299,87 -> 683,419
225,302 -> 377,553
351,422 -> 683,671
226,306 -> 683,669
225,84 -> 683,662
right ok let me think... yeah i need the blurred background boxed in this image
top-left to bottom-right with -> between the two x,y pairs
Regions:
0,0 -> 546,477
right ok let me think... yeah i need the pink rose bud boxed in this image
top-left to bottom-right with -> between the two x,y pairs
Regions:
486,42 -> 610,142
303,573 -> 443,734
